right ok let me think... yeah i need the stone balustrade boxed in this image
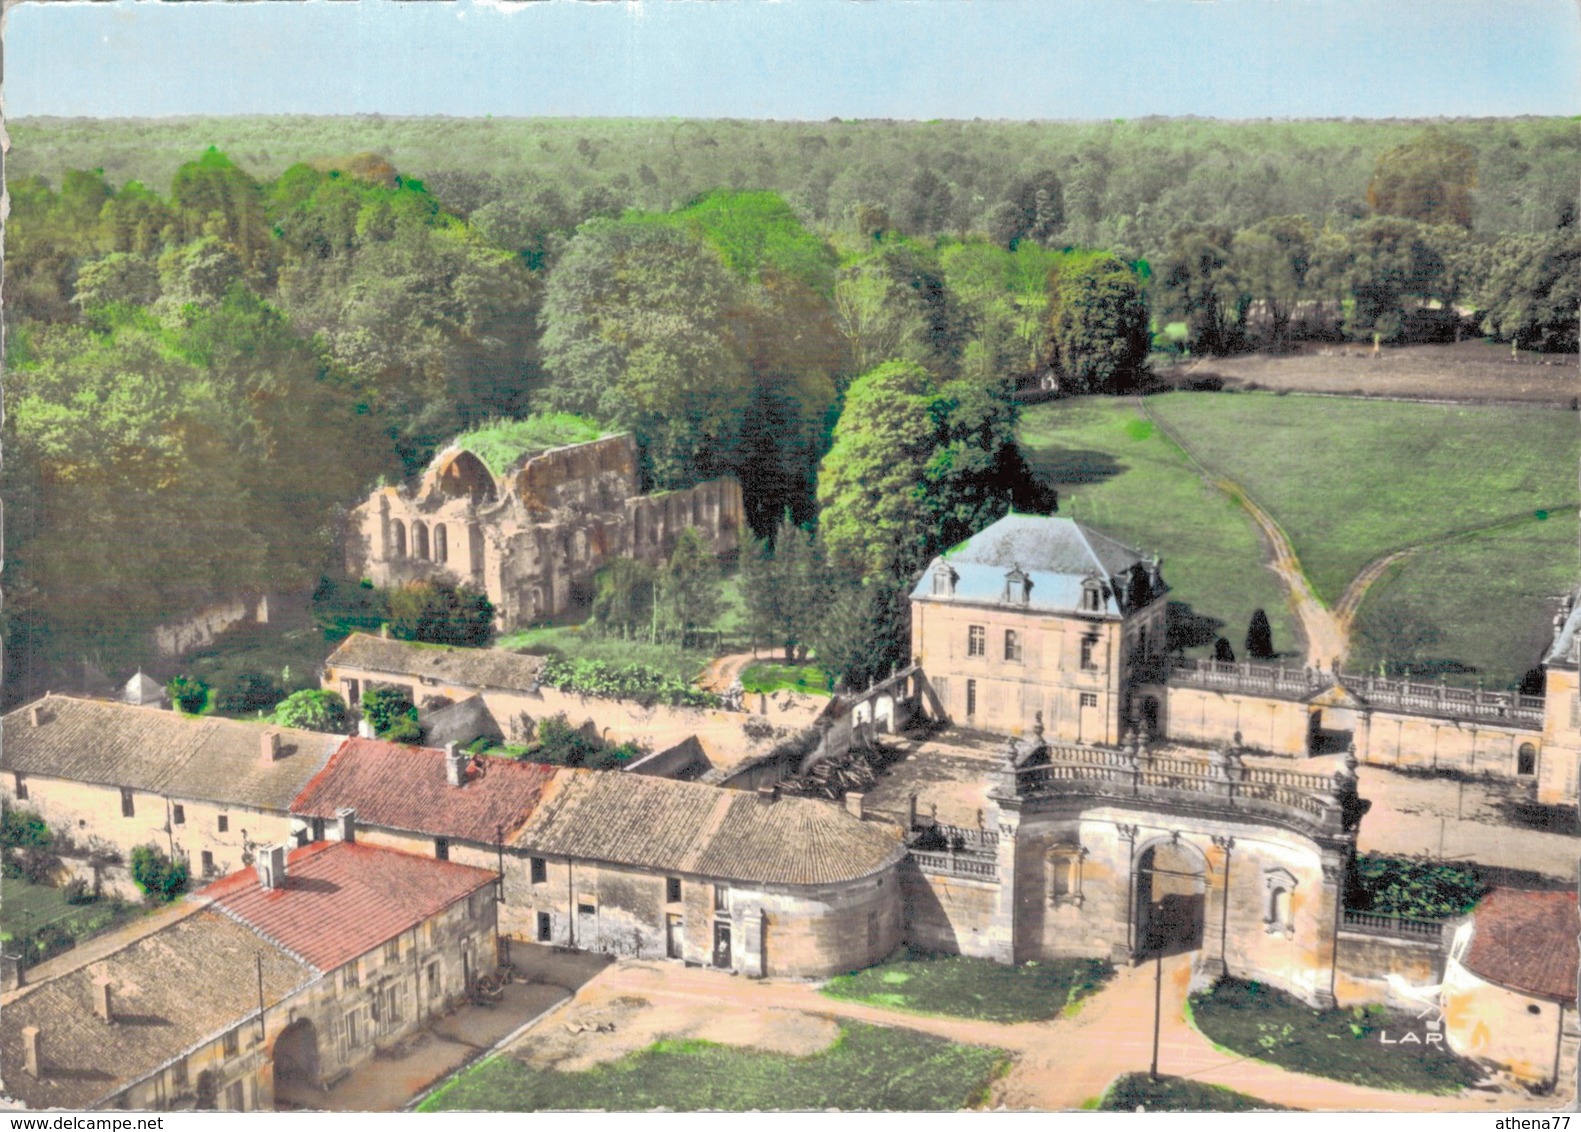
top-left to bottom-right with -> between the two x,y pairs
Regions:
1169,657 -> 1544,726
1340,908 -> 1445,941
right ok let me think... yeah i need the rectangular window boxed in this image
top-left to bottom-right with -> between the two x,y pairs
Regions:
530,857 -> 547,884
537,912 -> 552,942
1080,638 -> 1098,671
1004,630 -> 1022,662
1080,692 -> 1099,708
966,679 -> 978,718
172,804 -> 185,826
967,625 -> 986,657
13,774 -> 26,802
713,884 -> 729,913
385,938 -> 401,964
217,814 -> 228,833
345,1009 -> 362,1048
120,788 -> 135,818
666,876 -> 682,903
171,1058 -> 188,1090
435,838 -> 449,861
224,1080 -> 245,1112
577,901 -> 596,917
222,1029 -> 239,1058
199,850 -> 214,877
343,962 -> 360,991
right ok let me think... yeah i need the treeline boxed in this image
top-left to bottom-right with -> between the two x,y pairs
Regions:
4,122 -> 1577,696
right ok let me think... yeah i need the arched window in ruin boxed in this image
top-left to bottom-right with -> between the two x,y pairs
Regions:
1517,743 -> 1538,776
1262,867 -> 1298,935
433,523 -> 448,565
1049,843 -> 1087,907
691,493 -> 701,526
412,521 -> 430,561
390,519 -> 407,559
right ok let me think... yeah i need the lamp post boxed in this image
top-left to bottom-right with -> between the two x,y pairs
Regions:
1150,949 -> 1163,1081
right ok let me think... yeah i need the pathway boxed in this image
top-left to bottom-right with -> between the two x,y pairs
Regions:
699,650 -> 760,693
525,956 -> 1559,1113
1135,399 -> 1343,668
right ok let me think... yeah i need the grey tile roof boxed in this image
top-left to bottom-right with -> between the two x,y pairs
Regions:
326,633 -> 546,693
911,513 -> 1154,617
0,907 -> 314,1111
0,696 -> 341,812
513,771 -> 905,888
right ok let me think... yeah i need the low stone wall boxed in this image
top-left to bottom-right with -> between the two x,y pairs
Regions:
1333,925 -> 1447,1008
899,858 -> 1000,960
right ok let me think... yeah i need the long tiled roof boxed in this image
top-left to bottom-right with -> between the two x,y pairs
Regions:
0,907 -> 314,1111
0,695 -> 341,811
514,771 -> 906,887
199,841 -> 496,973
291,738 -> 558,844
326,633 -> 546,693
1461,888 -> 1579,1004
911,513 -> 1155,616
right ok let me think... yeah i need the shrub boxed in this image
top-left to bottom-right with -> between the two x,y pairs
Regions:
380,716 -> 426,745
522,712 -> 643,769
1245,609 -> 1274,660
538,656 -> 719,709
166,675 -> 210,714
2,803 -> 53,851
312,574 -> 391,640
215,670 -> 285,715
2,804 -> 60,884
273,688 -> 350,734
130,844 -> 188,903
362,685 -> 418,735
1351,854 -> 1482,919
63,877 -> 96,905
387,580 -> 495,649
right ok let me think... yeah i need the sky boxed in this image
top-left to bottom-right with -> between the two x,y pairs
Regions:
4,0 -> 1580,121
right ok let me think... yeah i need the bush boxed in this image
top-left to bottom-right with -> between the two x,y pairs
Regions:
130,844 -> 188,903
63,877 -> 96,905
523,712 -> 644,770
166,675 -> 210,714
362,685 -> 418,735
273,688 -> 350,734
2,803 -> 53,851
2,804 -> 60,884
1351,854 -> 1482,919
380,716 -> 426,745
215,670 -> 285,715
387,580 -> 495,649
312,574 -> 391,640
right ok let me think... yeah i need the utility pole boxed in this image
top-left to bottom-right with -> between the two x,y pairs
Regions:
1150,950 -> 1163,1081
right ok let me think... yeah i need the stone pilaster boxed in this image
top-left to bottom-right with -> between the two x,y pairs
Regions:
986,804 -> 1021,965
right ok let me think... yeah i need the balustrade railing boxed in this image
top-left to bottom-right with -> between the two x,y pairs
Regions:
909,849 -> 998,881
1340,909 -> 1444,941
1169,658 -> 1544,726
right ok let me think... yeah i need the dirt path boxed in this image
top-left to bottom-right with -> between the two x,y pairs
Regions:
698,651 -> 760,693
533,956 -> 1555,1113
1135,399 -> 1344,669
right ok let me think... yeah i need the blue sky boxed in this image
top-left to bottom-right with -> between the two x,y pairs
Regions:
5,0 -> 1579,120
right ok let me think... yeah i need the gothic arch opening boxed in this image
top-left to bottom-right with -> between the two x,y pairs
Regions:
1133,838 -> 1207,959
412,521 -> 431,561
433,523 -> 448,565
390,519 -> 407,559
271,1017 -> 320,1109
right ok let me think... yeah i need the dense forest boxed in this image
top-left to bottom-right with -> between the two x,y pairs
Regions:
4,115 -> 1577,696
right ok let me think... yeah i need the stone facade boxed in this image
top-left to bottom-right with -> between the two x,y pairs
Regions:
345,433 -> 742,629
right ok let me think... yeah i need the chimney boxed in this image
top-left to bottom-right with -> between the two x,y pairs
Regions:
756,783 -> 779,804
22,1026 -> 41,1077
845,792 -> 865,820
256,843 -> 288,890
336,807 -> 356,844
445,743 -> 467,788
28,704 -> 42,728
260,729 -> 282,765
92,976 -> 114,1023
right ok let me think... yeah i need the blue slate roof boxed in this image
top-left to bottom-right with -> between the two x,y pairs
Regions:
911,513 -> 1159,617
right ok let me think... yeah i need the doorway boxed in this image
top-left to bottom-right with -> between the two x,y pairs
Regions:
666,913 -> 684,960
1133,840 -> 1207,959
272,1018 -> 320,1109
712,922 -> 732,969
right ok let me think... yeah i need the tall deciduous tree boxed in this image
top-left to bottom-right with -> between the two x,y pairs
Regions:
657,529 -> 722,646
1046,251 -> 1151,393
1367,130 -> 1478,230
1233,216 -> 1315,352
740,514 -> 829,661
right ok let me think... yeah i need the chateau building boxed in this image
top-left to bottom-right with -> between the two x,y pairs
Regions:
344,432 -> 742,629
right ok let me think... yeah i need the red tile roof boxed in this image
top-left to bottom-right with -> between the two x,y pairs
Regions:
1462,888 -> 1579,1004
291,738 -> 557,844
198,841 -> 495,973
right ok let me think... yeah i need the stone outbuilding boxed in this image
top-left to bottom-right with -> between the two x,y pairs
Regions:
1442,888 -> 1579,1087
288,739 -> 907,978
344,431 -> 742,629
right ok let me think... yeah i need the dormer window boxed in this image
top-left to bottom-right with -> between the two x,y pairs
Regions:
932,563 -> 957,596
1080,580 -> 1104,613
1004,566 -> 1031,605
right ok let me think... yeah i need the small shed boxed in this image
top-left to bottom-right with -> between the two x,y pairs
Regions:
123,670 -> 168,708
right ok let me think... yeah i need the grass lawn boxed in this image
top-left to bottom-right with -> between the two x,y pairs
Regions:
1097,1073 -> 1297,1112
1188,978 -> 1484,1095
1144,393 -> 1580,608
419,1021 -> 1009,1111
1019,398 -> 1298,658
1348,512 -> 1578,687
740,661 -> 830,697
0,876 -> 147,953
821,949 -> 1112,1024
